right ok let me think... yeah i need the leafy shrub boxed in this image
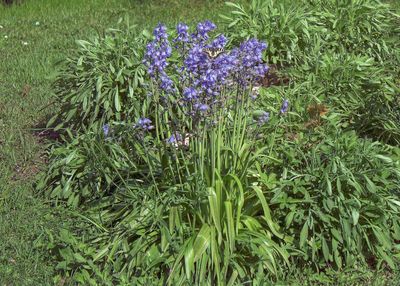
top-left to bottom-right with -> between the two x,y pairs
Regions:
42,21 -> 292,285
221,0 -> 312,65
37,129 -> 136,206
48,25 -> 147,132
289,52 -> 400,144
265,128 -> 400,269
222,0 -> 400,64
252,79 -> 400,270
41,2 -> 400,283
308,0 -> 400,62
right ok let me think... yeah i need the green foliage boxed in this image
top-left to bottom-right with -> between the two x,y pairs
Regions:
223,0 -> 400,64
221,0 -> 312,65
250,79 -> 400,272
48,25 -> 147,131
41,74 -> 291,285
290,53 -> 400,144
267,129 -> 400,269
0,0 -> 246,284
37,130 -> 135,206
223,0 -> 400,144
24,0 -> 400,284
308,0 -> 400,62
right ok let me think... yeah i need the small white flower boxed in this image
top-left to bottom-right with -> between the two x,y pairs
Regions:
22,41 -> 28,45
4,35 -> 8,39
0,25 -> 3,29
35,21 -> 40,26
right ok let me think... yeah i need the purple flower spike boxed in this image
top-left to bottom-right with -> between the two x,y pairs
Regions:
175,23 -> 189,43
136,118 -> 154,131
193,20 -> 216,42
210,34 -> 227,49
258,111 -> 270,125
102,124 -> 110,137
183,87 -> 198,100
143,23 -> 175,93
167,133 -> 182,144
280,99 -> 289,114
142,21 -> 273,124
195,103 -> 209,112
160,74 -> 174,93
153,23 -> 168,41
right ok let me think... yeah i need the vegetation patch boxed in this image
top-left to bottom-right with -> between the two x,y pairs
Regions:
1,0 -> 399,285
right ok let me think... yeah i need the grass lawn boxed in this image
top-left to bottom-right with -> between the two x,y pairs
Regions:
0,1 -> 237,284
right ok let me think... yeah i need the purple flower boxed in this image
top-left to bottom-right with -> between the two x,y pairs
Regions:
142,22 -> 272,125
153,23 -> 168,41
102,124 -> 110,137
258,111 -> 270,125
192,20 -> 216,42
183,87 -> 198,100
209,34 -> 227,49
135,118 -> 154,131
183,42 -> 238,100
280,99 -> 289,114
197,20 -> 216,36
194,103 -> 209,112
160,73 -> 174,93
143,24 -> 175,93
167,133 -> 182,144
175,23 -> 189,43
231,39 -> 269,86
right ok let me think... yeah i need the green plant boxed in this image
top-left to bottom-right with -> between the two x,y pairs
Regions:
222,0 -> 400,64
37,129 -> 138,206
0,0 -> 250,284
40,21 -> 292,285
48,23 -> 147,132
221,0 -> 312,65
265,129 -> 400,269
288,53 -> 400,144
30,1 -> 400,284
308,0 -> 400,62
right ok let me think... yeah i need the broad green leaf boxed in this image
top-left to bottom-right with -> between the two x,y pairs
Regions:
114,86 -> 121,112
351,209 -> 359,226
322,236 -> 330,262
300,222 -> 308,248
193,224 -> 211,262
224,201 -> 235,253
253,186 -> 283,238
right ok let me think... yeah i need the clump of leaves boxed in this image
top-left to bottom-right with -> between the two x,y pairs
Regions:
48,24 -> 147,132
266,129 -> 400,270
37,128 -> 137,206
222,0 -> 400,64
288,52 -> 400,144
308,0 -> 400,62
41,21 -> 291,285
221,0 -> 312,65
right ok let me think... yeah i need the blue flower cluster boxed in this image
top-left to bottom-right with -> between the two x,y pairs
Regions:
143,21 -> 270,119
258,111 -> 270,125
135,118 -> 154,131
175,23 -> 189,43
102,124 -> 110,137
230,39 -> 269,87
280,99 -> 289,114
143,23 -> 174,93
192,20 -> 216,43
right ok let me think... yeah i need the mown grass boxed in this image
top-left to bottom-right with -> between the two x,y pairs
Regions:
0,0 -> 239,284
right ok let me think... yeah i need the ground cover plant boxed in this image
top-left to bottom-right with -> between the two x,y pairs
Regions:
1,0 -> 400,285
